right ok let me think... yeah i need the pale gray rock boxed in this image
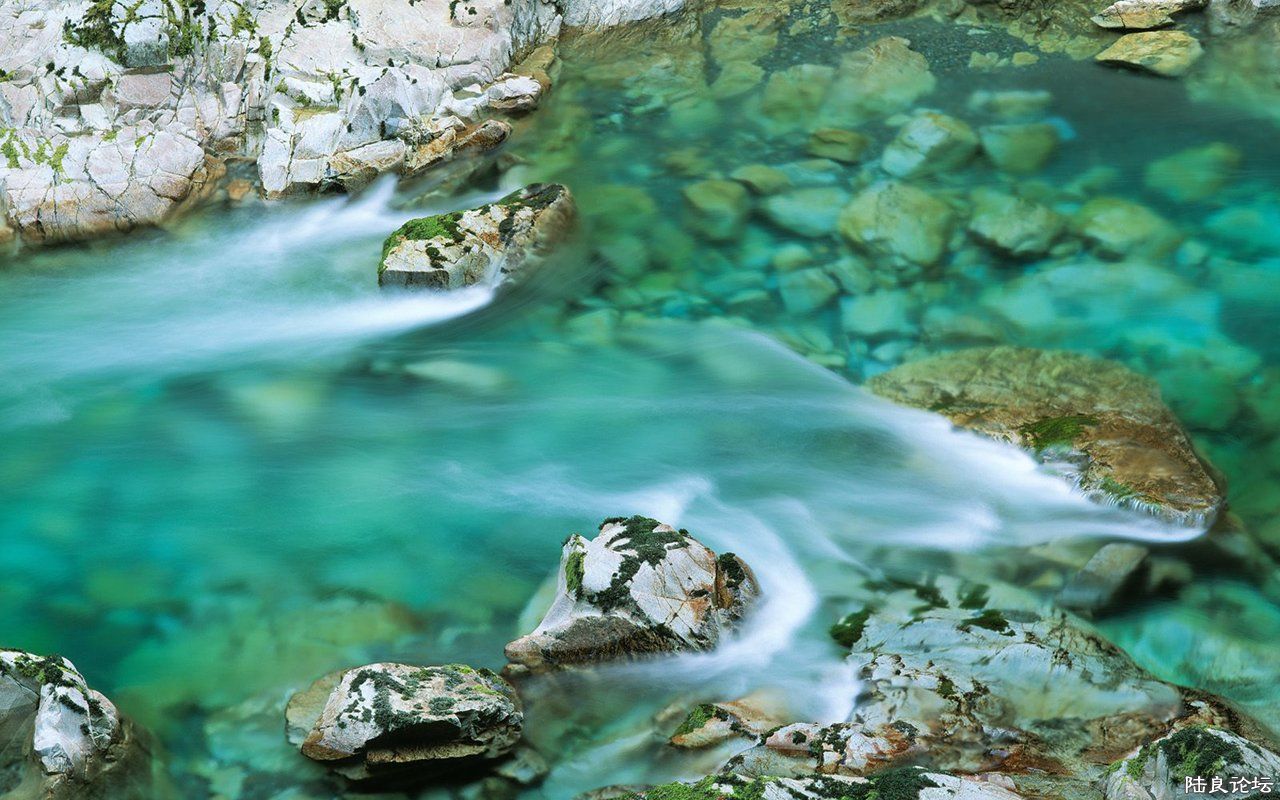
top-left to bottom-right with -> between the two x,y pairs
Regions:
839,181 -> 955,267
297,662 -> 523,783
1104,726 -> 1280,800
967,187 -> 1065,257
504,516 -> 759,673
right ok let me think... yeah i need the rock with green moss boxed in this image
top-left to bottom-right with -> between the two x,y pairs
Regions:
378,184 -> 576,290
1104,726 -> 1280,799
0,649 -> 155,800
867,347 -> 1223,528
295,662 -> 524,783
504,516 -> 759,673
668,692 -> 791,749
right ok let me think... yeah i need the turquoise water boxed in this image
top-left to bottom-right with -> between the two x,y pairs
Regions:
4,4 -> 1280,798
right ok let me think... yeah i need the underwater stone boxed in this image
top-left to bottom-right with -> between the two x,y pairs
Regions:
1057,542 -> 1150,612
683,180 -> 752,241
1095,30 -> 1204,76
806,128 -> 872,164
761,187 -> 850,238
1074,196 -> 1182,259
881,112 -> 979,178
967,89 -> 1054,121
840,290 -> 917,339
731,164 -> 793,195
1144,142 -> 1242,202
297,662 -> 523,783
978,123 -> 1060,175
868,347 -> 1225,528
0,649 -> 153,800
378,183 -> 576,290
504,516 -> 759,673
819,36 -> 936,128
967,187 -> 1065,258
778,268 -> 840,313
839,181 -> 955,268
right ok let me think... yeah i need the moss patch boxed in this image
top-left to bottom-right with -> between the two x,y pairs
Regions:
1019,414 -> 1099,452
379,212 -> 465,270
830,607 -> 872,649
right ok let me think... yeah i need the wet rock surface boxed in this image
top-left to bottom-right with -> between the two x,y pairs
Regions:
504,516 -> 759,672
379,183 -> 576,289
868,347 -> 1225,528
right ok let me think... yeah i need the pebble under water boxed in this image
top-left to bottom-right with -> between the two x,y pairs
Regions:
3,3 -> 1280,798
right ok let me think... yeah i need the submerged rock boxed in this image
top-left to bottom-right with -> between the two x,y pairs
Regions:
1095,30 -> 1205,76
1144,142 -> 1242,202
978,123 -> 1060,175
0,650 -> 153,800
967,187 -> 1065,258
684,180 -> 752,241
839,181 -> 955,268
504,516 -> 759,673
378,183 -> 576,290
867,347 -> 1224,528
294,662 -> 523,783
1074,196 -> 1182,258
881,112 -> 980,178
819,36 -> 936,128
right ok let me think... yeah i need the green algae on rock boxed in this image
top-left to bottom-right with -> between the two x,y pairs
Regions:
867,347 -> 1224,528
378,183 -> 577,290
504,516 -> 759,673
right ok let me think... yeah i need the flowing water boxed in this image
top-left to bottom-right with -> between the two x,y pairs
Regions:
3,3 -> 1280,798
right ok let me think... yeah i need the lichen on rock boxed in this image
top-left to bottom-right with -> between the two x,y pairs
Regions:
504,516 -> 759,673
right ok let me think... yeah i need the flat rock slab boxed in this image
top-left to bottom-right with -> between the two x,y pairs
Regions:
867,347 -> 1223,529
1095,30 -> 1204,77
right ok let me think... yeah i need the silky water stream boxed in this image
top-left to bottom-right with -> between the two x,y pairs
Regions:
3,5 -> 1280,798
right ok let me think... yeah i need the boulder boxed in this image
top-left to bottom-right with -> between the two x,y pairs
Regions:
1095,30 -> 1204,76
881,113 -> 979,178
1104,726 -> 1280,799
504,516 -> 759,673
979,123 -> 1060,175
294,662 -> 523,783
0,650 -> 153,800
378,183 -> 576,290
819,37 -> 936,128
867,347 -> 1224,528
1074,196 -> 1182,258
838,181 -> 955,268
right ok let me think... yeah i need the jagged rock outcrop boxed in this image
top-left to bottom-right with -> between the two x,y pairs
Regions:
0,0 -> 675,246
504,516 -> 759,673
867,347 -> 1224,528
1104,725 -> 1280,799
291,662 -> 526,784
378,182 -> 576,289
0,650 -> 154,800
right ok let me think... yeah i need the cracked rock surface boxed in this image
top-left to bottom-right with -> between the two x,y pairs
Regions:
504,515 -> 759,673
0,0 -> 678,245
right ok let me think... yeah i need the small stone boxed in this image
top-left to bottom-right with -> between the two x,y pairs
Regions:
881,112 -> 979,178
683,179 -> 751,241
839,181 -> 955,267
967,187 -> 1065,258
778,268 -> 840,313
1095,30 -> 1204,77
761,187 -> 850,238
967,89 -> 1053,120
979,123 -> 1059,174
806,128 -> 872,163
1074,196 -> 1182,258
1144,142 -> 1241,202
731,164 -> 792,195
